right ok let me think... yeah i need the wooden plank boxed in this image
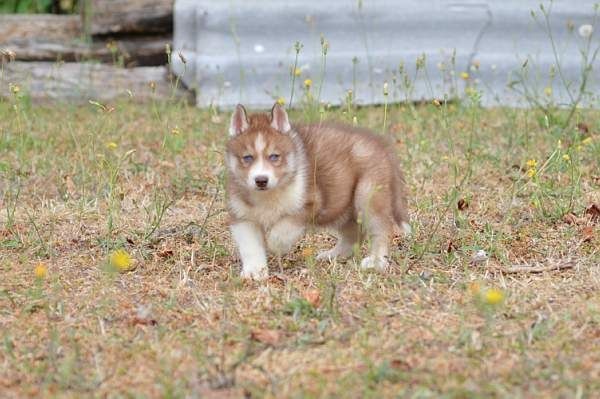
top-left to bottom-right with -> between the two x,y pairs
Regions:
0,62 -> 191,103
1,36 -> 170,66
0,15 -> 170,66
89,0 -> 173,35
0,14 -> 81,42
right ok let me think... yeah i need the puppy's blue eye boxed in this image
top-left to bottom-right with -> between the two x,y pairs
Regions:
242,155 -> 254,163
269,154 -> 280,162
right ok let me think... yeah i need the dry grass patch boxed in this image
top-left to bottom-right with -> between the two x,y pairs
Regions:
0,98 -> 599,397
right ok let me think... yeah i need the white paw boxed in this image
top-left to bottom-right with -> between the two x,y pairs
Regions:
240,265 -> 268,280
360,255 -> 389,271
316,246 -> 353,262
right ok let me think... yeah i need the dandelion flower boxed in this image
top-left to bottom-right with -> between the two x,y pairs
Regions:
34,263 -> 47,279
544,87 -> 553,96
304,79 -> 312,88
276,97 -> 286,106
171,127 -> 180,136
579,24 -> 594,38
110,249 -> 134,272
526,159 -> 538,168
294,67 -> 302,76
484,288 -> 504,305
432,99 -> 441,107
9,83 -> 20,94
460,72 -> 470,80
562,154 -> 570,161
106,142 -> 118,150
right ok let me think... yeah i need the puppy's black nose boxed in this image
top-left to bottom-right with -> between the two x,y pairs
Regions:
255,175 -> 269,189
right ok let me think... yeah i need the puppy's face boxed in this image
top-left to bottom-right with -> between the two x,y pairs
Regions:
226,104 -> 296,192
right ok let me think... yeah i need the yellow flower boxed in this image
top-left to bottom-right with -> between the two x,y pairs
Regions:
294,68 -> 301,76
276,97 -> 286,106
301,246 -> 315,258
484,288 -> 504,305
526,159 -> 538,168
34,263 -> 47,279
9,83 -> 20,94
544,87 -> 553,96
557,139 -> 562,149
303,78 -> 312,88
432,99 -> 441,107
171,127 -> 180,136
460,72 -> 470,80
110,249 -> 134,272
562,154 -> 570,161
527,168 -> 536,178
106,142 -> 118,150
582,137 -> 593,145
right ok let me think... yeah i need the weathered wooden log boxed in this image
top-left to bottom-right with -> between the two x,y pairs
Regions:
89,0 -> 173,35
0,15 -> 170,66
0,15 -> 81,42
0,62 -> 191,103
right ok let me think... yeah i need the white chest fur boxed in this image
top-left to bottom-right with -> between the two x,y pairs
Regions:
229,171 -> 306,229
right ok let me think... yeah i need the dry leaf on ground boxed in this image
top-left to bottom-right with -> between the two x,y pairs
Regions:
250,329 -> 281,346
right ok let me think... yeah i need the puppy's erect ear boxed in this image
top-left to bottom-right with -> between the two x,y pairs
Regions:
270,103 -> 291,133
229,104 -> 249,137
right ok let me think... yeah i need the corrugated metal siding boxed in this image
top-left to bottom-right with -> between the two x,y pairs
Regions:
173,0 -> 599,108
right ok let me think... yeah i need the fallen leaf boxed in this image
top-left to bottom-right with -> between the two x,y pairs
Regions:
157,249 -> 174,258
267,274 -> 286,284
581,226 -> 594,243
585,203 -> 600,222
390,359 -> 412,371
129,317 -> 158,326
250,329 -> 281,346
303,289 -> 321,307
563,212 -> 586,225
577,122 -> 590,135
457,198 -> 469,211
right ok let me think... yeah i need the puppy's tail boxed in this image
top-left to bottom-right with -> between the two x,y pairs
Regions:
391,162 -> 411,235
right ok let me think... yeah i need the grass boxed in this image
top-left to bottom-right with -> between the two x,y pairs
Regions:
0,88 -> 599,397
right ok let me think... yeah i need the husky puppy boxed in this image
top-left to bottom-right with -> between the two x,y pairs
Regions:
226,103 -> 410,280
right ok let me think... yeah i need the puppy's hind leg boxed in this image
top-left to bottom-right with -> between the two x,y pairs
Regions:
317,219 -> 361,261
354,179 -> 393,271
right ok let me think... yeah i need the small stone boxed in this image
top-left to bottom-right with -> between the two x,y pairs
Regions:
471,249 -> 488,264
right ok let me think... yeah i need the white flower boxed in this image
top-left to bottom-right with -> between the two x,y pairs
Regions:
578,24 -> 593,38
253,44 -> 265,53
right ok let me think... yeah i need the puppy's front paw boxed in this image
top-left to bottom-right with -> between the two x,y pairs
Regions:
240,264 -> 268,280
360,255 -> 389,271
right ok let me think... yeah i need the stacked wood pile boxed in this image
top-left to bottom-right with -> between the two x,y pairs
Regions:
0,0 -> 190,102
